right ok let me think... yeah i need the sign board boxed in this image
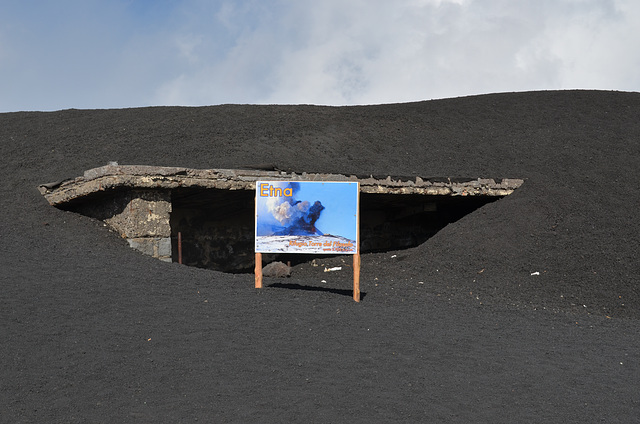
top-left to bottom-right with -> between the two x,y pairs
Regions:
255,181 -> 359,254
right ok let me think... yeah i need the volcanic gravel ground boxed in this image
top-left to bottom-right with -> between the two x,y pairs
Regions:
1,91 -> 639,422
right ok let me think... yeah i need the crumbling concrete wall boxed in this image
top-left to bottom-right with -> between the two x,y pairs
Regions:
105,190 -> 172,262
68,189 -> 173,262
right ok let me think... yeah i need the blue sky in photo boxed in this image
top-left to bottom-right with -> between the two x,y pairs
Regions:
295,182 -> 358,240
1,0 -> 639,112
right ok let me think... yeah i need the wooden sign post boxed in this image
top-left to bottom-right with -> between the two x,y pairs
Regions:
254,181 -> 360,301
254,252 -> 263,288
353,252 -> 360,302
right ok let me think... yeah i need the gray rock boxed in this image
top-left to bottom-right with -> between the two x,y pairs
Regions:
262,261 -> 292,278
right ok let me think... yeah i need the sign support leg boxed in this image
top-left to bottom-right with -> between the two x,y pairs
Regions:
353,253 -> 360,302
255,252 -> 263,288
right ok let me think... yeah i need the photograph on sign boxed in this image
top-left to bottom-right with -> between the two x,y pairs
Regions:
255,181 -> 358,254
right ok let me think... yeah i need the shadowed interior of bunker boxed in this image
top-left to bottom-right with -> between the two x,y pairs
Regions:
169,186 -> 501,273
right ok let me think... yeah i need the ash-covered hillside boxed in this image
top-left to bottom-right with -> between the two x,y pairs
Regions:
3,90 -> 638,317
2,90 -> 640,423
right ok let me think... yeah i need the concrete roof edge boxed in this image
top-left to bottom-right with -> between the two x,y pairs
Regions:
39,164 -> 524,206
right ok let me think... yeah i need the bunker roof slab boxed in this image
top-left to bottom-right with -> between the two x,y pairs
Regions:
39,164 -> 524,206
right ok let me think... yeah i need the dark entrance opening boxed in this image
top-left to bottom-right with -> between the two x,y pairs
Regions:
170,188 -> 255,273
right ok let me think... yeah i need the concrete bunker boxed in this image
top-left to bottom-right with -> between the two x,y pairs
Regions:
39,164 -> 523,273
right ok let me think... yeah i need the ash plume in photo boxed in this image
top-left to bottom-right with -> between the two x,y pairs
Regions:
264,182 -> 325,236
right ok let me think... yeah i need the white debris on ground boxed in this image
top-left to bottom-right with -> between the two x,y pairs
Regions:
324,267 -> 342,272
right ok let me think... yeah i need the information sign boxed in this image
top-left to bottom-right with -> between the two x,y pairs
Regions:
255,181 -> 359,254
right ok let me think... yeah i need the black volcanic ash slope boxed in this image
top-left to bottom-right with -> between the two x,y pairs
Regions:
2,91 -> 640,424
1,90 -> 639,318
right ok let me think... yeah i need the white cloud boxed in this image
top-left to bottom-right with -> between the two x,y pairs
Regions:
0,0 -> 638,111
152,0 -> 640,107
548,0 -> 640,89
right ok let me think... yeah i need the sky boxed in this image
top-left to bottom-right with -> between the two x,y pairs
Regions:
1,0 -> 639,112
